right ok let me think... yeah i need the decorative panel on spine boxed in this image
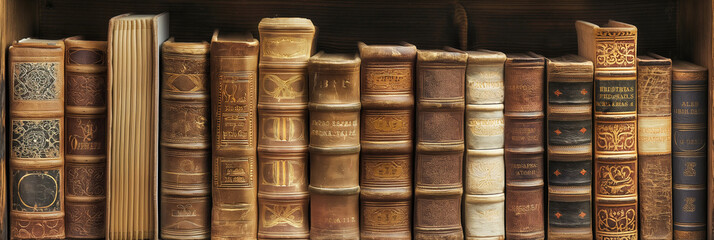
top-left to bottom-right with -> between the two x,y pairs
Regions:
307,52 -> 361,239
546,55 -> 593,240
463,49 -> 506,240
504,52 -> 545,240
64,39 -> 107,239
576,20 -> 638,240
9,39 -> 66,239
257,18 -> 315,239
160,39 -> 211,239
358,42 -> 416,240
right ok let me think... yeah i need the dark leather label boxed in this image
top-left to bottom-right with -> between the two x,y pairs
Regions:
673,188 -> 707,225
673,128 -> 706,153
505,152 -> 543,181
12,169 -> 61,212
548,199 -> 591,228
68,49 -> 106,65
548,160 -> 592,186
548,81 -> 592,104
673,155 -> 707,185
594,79 -> 636,113
672,87 -> 706,124
547,119 -> 592,146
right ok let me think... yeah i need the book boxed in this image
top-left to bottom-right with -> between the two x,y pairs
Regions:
209,30 -> 259,239
9,38 -> 67,239
672,60 -> 707,239
307,52 -> 361,239
546,55 -> 593,240
106,13 -> 168,239
160,39 -> 211,239
414,48 -> 466,240
504,52 -> 545,239
257,17 -> 315,239
637,54 -> 672,239
64,38 -> 107,239
463,49 -> 506,239
358,42 -> 416,240
576,20 -> 638,240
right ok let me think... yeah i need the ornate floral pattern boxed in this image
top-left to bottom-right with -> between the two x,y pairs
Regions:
12,120 -> 61,159
595,41 -> 636,68
595,122 -> 636,152
13,62 -> 59,100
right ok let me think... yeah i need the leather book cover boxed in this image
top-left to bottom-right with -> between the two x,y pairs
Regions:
463,49 -> 506,239
160,39 -> 211,239
672,60 -> 707,239
637,54 -> 672,240
546,55 -> 593,240
576,20 -> 638,240
9,38 -> 66,239
307,52 -> 361,239
257,17 -> 315,239
358,42 -> 416,240
414,48 -> 466,240
64,38 -> 107,239
209,30 -> 259,240
504,52 -> 545,240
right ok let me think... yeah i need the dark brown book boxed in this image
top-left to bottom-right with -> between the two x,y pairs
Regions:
64,38 -> 107,239
358,42 -> 416,240
504,52 -> 545,240
9,38 -> 66,239
637,54 -> 672,240
160,39 -> 211,239
257,18 -> 315,239
414,48 -> 466,240
307,52 -> 361,239
210,30 -> 259,239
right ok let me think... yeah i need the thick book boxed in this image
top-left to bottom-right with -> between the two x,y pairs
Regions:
414,48 -> 466,240
210,30 -> 259,239
504,52 -> 545,240
106,13 -> 169,239
358,42 -> 416,240
257,17 -> 315,239
576,20 -> 638,240
9,38 -> 67,239
64,38 -> 107,239
307,52 -> 361,239
546,55 -> 593,240
672,60 -> 707,239
160,39 -> 211,239
637,54 -> 672,240
463,49 -> 506,239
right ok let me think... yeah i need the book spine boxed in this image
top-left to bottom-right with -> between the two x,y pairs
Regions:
307,54 -> 361,239
463,52 -> 505,240
413,50 -> 466,240
257,27 -> 314,239
160,42 -> 211,239
9,44 -> 66,239
64,40 -> 107,239
546,58 -> 593,239
637,57 -> 672,239
504,55 -> 545,239
672,66 -> 707,239
359,45 -> 415,240
210,40 -> 259,239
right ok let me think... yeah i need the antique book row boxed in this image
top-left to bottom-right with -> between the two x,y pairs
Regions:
3,13 -> 708,240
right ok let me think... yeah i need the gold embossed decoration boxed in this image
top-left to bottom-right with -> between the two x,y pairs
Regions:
595,122 -> 636,152
596,207 -> 637,236
12,120 -> 61,159
13,62 -> 60,100
598,165 -> 635,195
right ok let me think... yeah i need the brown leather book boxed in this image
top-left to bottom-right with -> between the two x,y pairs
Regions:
637,54 -> 672,240
160,39 -> 211,239
576,20 -> 638,240
64,38 -> 107,239
504,52 -> 545,240
358,42 -> 416,240
414,48 -> 466,240
9,38 -> 66,239
307,52 -> 361,239
257,18 -> 315,239
210,30 -> 259,239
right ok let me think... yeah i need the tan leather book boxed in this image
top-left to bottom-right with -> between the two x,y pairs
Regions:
307,52 -> 361,239
414,48 -> 466,240
9,38 -> 66,239
546,55 -> 593,240
160,39 -> 211,239
64,38 -> 107,239
209,30 -> 259,240
358,42 -> 416,240
257,17 -> 315,239
106,13 -> 169,239
576,20 -> 638,240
